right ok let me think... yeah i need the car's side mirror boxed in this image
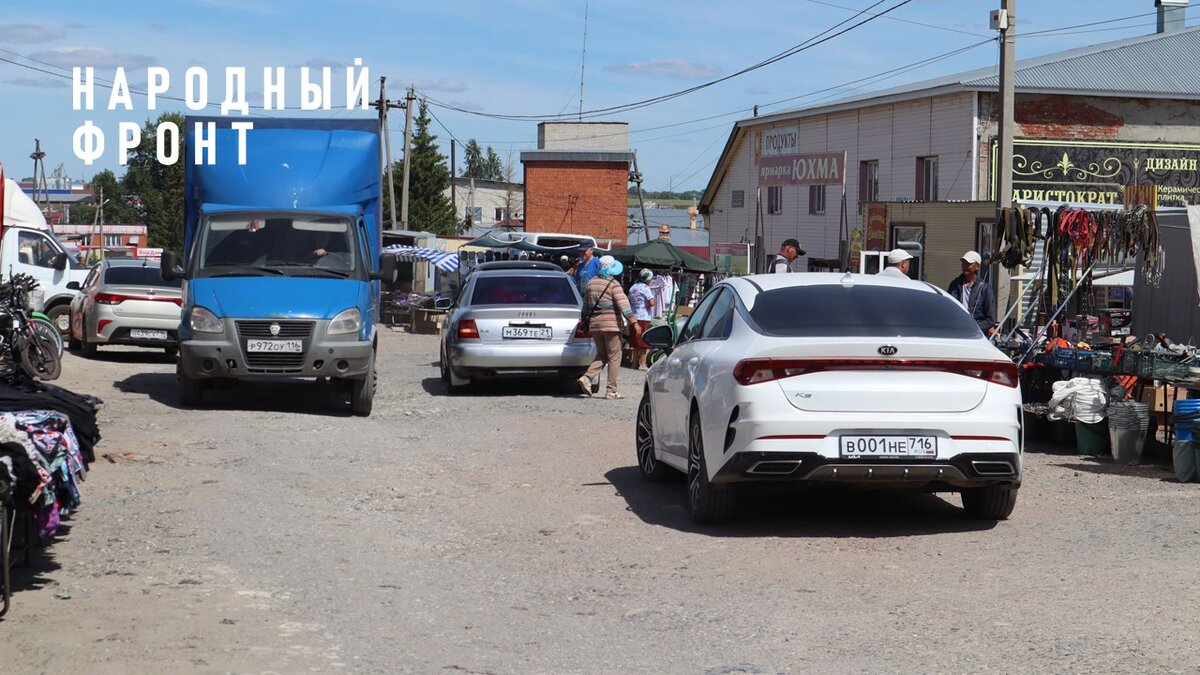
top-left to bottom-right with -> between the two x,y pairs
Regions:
53,252 -> 69,270
642,324 -> 675,351
373,254 -> 398,284
161,250 -> 184,281
66,281 -> 81,291
433,297 -> 454,311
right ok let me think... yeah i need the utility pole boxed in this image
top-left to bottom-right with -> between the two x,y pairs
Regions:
400,86 -> 416,229
370,77 -> 405,230
996,1 -> 1016,214
630,154 -> 650,245
95,185 -> 106,261
450,139 -> 457,229
29,139 -> 49,212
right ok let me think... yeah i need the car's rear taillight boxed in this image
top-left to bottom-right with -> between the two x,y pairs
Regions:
95,292 -> 126,305
573,321 -> 589,338
732,358 -> 1019,388
457,319 -> 480,340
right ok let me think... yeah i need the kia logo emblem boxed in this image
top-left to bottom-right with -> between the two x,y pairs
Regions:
878,345 -> 898,356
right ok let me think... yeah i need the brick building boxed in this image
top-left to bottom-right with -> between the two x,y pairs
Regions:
700,1 -> 1200,275
521,122 -> 634,246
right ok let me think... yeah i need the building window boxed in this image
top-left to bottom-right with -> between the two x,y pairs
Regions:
104,235 -> 122,247
494,207 -> 507,222
731,190 -> 745,208
767,185 -> 783,215
860,160 -> 879,202
465,206 -> 482,226
916,156 -> 938,201
808,185 -> 826,215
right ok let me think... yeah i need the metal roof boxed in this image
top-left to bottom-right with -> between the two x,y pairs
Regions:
519,150 -> 635,164
749,25 -> 1200,127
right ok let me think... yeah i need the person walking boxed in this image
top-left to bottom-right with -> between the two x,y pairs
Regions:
572,244 -> 600,293
771,238 -> 805,273
878,248 -> 913,279
627,269 -> 656,370
579,256 -> 641,399
947,250 -> 997,335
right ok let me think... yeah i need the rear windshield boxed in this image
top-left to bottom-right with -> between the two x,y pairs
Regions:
749,284 -> 981,338
104,266 -> 181,288
472,275 -> 578,306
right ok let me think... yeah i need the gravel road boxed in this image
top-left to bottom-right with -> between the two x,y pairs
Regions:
2,328 -> 1199,673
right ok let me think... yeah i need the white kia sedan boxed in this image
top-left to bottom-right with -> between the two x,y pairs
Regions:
636,273 -> 1022,524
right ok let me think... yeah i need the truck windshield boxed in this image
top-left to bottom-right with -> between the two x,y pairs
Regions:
195,214 -> 361,278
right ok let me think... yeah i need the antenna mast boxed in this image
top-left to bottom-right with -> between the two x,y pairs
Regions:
578,0 -> 589,120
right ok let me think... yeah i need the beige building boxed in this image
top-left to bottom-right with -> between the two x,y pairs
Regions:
446,177 -> 524,234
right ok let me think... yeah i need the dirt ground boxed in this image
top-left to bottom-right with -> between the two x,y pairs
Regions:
2,329 -> 1200,673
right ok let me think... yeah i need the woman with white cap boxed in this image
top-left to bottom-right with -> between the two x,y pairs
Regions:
579,256 -> 642,399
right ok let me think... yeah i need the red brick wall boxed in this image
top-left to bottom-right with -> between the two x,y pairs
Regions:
979,93 -> 1126,140
523,161 -> 629,242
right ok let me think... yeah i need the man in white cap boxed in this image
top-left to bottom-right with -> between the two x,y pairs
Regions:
947,250 -> 997,334
878,248 -> 913,280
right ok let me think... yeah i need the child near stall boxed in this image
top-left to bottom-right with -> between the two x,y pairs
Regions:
627,269 -> 656,370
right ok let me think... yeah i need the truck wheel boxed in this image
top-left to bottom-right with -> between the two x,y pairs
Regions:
178,366 -> 203,407
350,353 -> 376,416
961,486 -> 1018,520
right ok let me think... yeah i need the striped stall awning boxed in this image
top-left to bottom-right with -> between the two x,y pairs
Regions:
383,244 -> 460,273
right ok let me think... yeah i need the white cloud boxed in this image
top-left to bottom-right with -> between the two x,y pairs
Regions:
25,47 -> 157,69
64,22 -> 87,30
605,58 -> 720,80
0,23 -> 65,44
305,58 -> 350,69
149,21 -> 167,31
2,77 -> 68,89
413,78 -> 468,93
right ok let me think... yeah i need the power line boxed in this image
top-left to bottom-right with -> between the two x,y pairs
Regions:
797,0 -> 990,37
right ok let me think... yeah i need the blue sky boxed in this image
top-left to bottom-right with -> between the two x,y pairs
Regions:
0,0 -> 1186,193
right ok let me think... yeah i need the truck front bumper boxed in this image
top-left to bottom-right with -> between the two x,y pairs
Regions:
180,318 -> 373,380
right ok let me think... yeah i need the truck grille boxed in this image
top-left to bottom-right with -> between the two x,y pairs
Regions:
236,320 -> 314,371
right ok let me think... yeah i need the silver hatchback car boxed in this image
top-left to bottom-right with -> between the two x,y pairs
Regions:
69,258 -> 183,357
439,261 -> 596,390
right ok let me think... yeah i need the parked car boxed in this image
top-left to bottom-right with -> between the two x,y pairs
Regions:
636,272 -> 1023,524
69,258 -> 183,357
439,261 -> 596,390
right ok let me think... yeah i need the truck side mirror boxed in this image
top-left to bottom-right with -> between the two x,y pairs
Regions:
161,250 -> 185,281
53,252 -> 69,270
67,281 -> 81,291
373,254 -> 398,284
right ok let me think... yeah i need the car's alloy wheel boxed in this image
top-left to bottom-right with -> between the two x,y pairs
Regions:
687,413 -> 736,524
636,392 -> 672,482
961,486 -> 1018,520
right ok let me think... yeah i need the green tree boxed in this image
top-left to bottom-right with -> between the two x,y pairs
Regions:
390,100 -> 455,234
484,147 -> 504,182
69,169 -> 139,225
460,138 -> 505,181
122,112 -> 186,251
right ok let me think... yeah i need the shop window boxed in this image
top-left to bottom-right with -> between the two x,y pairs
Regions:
890,222 -> 925,280
809,185 -> 826,215
731,190 -> 744,208
916,156 -> 939,201
767,185 -> 783,215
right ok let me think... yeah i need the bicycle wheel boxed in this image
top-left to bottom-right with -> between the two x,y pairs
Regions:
32,317 -> 63,358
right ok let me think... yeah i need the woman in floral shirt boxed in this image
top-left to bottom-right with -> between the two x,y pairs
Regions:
627,269 -> 656,370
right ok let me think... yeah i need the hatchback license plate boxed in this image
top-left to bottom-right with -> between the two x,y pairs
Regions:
130,329 -> 168,341
840,435 -> 937,458
246,339 -> 303,353
502,326 -> 552,339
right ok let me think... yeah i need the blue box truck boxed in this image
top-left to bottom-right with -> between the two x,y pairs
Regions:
162,117 -> 396,416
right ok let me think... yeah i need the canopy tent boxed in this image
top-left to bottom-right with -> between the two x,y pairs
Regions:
2,175 -> 49,230
383,244 -> 460,273
610,239 -> 715,272
462,232 -> 594,255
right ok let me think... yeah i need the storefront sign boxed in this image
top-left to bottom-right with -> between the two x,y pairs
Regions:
848,227 -> 864,272
760,124 -> 798,158
991,138 -> 1200,207
713,242 -> 750,275
758,152 -> 846,186
865,204 -> 888,251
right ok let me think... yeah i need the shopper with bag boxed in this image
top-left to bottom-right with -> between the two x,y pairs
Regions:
579,256 -> 641,399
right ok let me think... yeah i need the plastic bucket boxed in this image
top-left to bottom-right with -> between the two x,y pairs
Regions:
1075,420 -> 1109,456
1173,440 -> 1197,483
1110,427 -> 1145,465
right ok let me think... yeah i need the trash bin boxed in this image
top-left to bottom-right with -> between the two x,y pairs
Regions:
1173,440 -> 1197,483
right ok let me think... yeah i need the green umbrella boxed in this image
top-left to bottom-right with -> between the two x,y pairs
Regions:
610,239 -> 715,272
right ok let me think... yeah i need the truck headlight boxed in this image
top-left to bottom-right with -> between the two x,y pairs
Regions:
190,306 -> 223,333
328,308 -> 361,335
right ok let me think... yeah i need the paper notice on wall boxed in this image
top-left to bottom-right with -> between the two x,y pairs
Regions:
1191,206 -> 1200,306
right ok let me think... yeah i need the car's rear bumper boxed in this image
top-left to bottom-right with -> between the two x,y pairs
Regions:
449,340 -> 595,375
93,315 -> 182,347
712,450 -> 1021,489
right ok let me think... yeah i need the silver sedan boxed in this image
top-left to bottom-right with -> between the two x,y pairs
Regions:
69,258 -> 183,357
439,261 -> 596,390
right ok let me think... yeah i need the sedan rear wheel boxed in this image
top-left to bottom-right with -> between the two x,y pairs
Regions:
961,486 -> 1018,520
636,392 -> 672,483
687,413 -> 736,524
80,335 -> 97,358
